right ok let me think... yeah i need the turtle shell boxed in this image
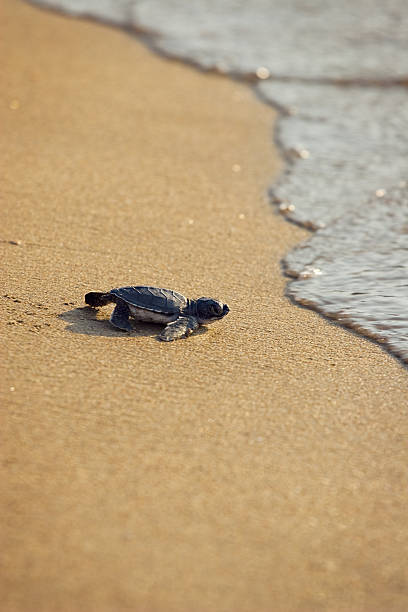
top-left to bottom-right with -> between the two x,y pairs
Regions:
110,286 -> 187,315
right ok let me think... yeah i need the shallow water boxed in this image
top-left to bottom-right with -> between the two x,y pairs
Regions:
285,184 -> 408,362
33,0 -> 408,80
31,0 -> 408,363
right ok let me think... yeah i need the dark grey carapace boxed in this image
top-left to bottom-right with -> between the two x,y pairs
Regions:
85,286 -> 230,341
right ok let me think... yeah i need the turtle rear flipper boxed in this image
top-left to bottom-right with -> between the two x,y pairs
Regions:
110,301 -> 132,332
85,291 -> 112,307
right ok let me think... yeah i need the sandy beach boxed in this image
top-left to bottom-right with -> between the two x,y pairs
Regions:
2,1 -> 408,610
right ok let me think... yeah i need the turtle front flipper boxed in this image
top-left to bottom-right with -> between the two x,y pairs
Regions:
159,316 -> 199,342
110,300 -> 132,332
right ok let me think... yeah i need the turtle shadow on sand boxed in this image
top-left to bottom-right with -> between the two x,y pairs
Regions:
59,307 -> 208,339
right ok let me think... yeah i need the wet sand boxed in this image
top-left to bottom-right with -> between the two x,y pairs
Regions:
2,1 -> 408,610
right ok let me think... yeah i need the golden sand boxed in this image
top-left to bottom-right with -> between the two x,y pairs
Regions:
2,1 -> 408,610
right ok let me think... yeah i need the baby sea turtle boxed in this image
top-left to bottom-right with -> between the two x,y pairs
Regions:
85,285 -> 229,342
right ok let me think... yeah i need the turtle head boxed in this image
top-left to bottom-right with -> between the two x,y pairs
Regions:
196,298 -> 229,324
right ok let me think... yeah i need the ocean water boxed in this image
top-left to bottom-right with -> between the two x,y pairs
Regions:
31,0 -> 408,363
